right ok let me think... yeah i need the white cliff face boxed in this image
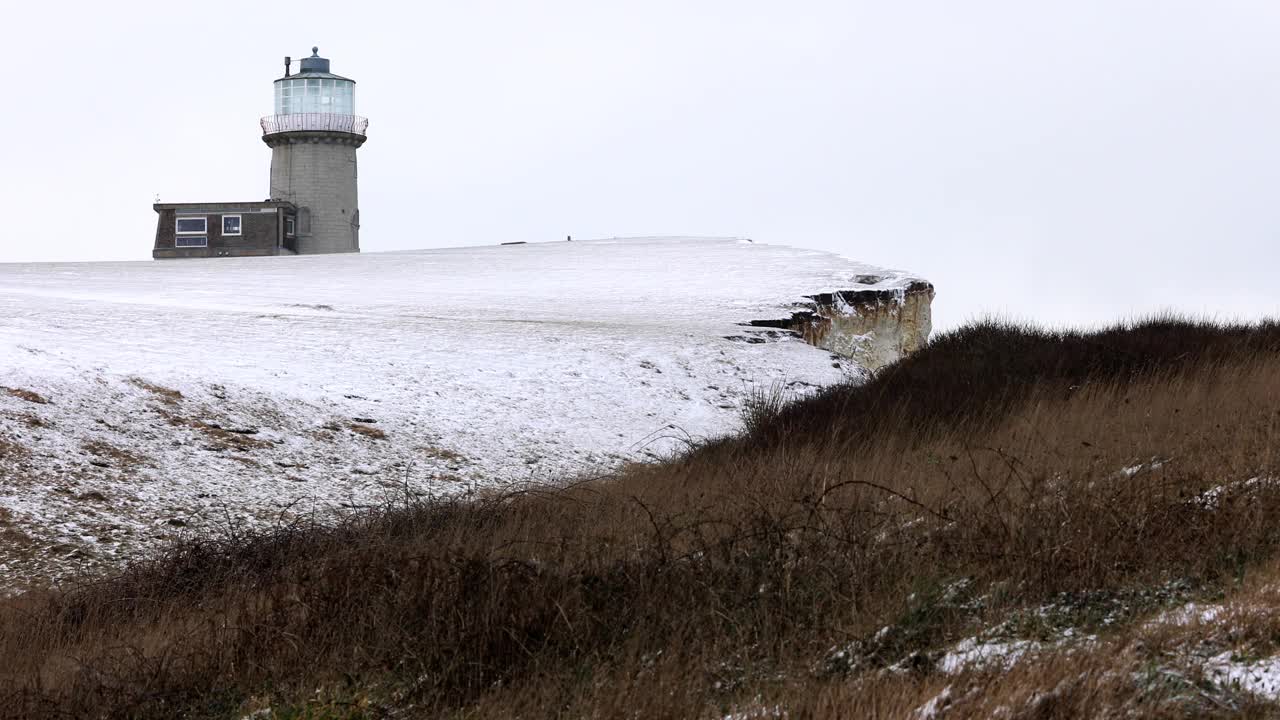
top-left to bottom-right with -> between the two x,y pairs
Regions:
756,282 -> 936,371
0,237 -> 931,587
742,272 -> 935,371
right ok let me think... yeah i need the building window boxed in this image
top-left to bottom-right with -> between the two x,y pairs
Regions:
222,215 -> 242,236
175,236 -> 208,248
285,216 -> 296,237
176,216 -> 207,235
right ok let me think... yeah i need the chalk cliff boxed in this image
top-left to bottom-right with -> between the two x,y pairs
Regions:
748,278 -> 935,371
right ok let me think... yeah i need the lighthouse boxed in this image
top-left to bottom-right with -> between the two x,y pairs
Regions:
152,47 -> 367,259
262,48 -> 368,254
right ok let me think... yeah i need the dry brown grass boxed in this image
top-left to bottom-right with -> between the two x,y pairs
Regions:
189,421 -> 272,451
350,422 -> 387,440
0,386 -> 49,405
81,440 -> 147,469
3,318 -> 1280,718
7,411 -> 49,429
0,508 -> 35,551
418,445 -> 464,462
129,378 -> 184,405
0,433 -> 30,463
154,408 -> 272,452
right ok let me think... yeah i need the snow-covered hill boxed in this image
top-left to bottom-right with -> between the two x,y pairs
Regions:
0,237 -> 929,587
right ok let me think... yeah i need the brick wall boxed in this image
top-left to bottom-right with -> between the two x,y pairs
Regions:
152,204 -> 292,259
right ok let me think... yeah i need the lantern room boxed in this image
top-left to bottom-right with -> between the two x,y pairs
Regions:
273,48 -> 355,115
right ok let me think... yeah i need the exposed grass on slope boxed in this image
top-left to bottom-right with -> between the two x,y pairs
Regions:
727,315 -> 1280,453
4,318 -> 1280,718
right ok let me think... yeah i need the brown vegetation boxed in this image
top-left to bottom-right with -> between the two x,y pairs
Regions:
154,409 -> 272,452
129,378 -> 184,405
350,422 -> 387,440
0,386 -> 49,405
3,318 -> 1280,718
9,411 -> 49,428
0,434 -> 30,463
418,445 -> 466,463
81,440 -> 147,469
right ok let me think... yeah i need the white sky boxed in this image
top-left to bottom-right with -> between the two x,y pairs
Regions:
1,0 -> 1277,331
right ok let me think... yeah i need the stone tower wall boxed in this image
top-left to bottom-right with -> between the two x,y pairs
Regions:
267,132 -> 362,254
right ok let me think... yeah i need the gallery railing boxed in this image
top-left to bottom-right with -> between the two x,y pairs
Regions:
260,114 -> 368,136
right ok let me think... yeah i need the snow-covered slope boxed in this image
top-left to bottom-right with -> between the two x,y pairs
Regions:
0,237 -> 928,587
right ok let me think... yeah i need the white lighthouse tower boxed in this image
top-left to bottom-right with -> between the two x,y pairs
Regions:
261,48 -> 367,254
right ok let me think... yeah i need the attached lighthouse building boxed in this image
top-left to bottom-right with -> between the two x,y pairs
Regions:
153,48 -> 368,259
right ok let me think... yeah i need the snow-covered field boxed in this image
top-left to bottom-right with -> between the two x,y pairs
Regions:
0,236 -> 921,587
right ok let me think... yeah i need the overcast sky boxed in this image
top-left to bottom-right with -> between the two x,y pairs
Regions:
1,0 -> 1276,330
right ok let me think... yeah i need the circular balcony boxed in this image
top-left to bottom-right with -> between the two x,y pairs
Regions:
261,114 -> 368,137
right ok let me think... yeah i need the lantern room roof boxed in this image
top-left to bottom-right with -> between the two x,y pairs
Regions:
275,71 -> 355,82
275,47 -> 356,83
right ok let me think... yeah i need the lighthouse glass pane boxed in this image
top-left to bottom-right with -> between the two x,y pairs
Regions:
335,81 -> 354,114
299,80 -> 317,113
276,80 -> 303,114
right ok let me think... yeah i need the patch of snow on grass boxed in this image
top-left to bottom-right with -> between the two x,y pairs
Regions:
1205,652 -> 1280,701
1196,477 -> 1278,510
912,685 -> 952,719
1119,459 -> 1165,478
721,704 -> 786,720
937,637 -> 1039,674
1151,602 -> 1225,627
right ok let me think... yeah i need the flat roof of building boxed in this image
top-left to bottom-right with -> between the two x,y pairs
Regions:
153,201 -> 297,213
